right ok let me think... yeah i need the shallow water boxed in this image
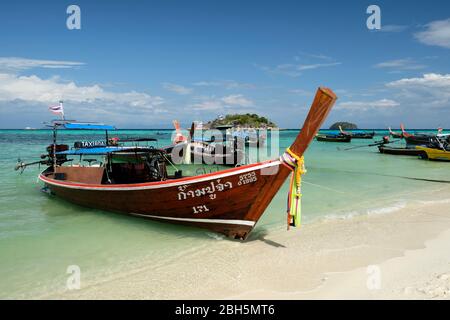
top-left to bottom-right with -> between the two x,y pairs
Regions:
0,128 -> 449,298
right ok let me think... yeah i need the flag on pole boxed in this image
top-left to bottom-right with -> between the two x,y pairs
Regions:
49,101 -> 64,119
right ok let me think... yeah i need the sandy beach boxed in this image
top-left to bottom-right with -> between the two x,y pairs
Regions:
48,186 -> 450,300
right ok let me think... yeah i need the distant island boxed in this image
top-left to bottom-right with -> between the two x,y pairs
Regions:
329,122 -> 357,130
206,114 -> 277,129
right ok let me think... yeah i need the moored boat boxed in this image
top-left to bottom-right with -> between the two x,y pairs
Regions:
339,126 -> 375,139
18,87 -> 337,239
316,134 -> 351,142
378,145 -> 426,156
415,146 -> 450,161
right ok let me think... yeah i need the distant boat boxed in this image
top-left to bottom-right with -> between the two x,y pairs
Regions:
339,126 -> 375,139
316,134 -> 351,142
24,127 -> 37,130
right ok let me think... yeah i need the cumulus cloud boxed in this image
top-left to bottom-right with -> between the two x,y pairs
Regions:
386,73 -> 450,108
162,82 -> 192,95
415,18 -> 450,49
0,73 -> 163,107
0,57 -> 84,71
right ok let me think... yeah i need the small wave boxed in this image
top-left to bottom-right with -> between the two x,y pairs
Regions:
367,201 -> 407,215
417,198 -> 450,205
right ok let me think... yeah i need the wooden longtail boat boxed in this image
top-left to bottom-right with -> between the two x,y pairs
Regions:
316,134 -> 351,142
415,146 -> 450,161
32,88 -> 337,239
378,146 -> 426,156
339,126 -> 375,139
388,127 -> 403,139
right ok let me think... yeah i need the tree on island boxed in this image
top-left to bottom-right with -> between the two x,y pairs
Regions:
329,122 -> 358,130
206,113 -> 277,128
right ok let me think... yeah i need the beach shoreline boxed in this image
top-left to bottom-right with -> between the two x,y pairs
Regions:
47,186 -> 450,300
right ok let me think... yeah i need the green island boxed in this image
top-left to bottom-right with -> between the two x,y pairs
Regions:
206,113 -> 277,129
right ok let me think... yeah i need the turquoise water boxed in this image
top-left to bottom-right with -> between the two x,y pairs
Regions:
1,128 -> 450,298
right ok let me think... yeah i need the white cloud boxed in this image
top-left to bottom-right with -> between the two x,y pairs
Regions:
386,73 -> 450,88
0,72 -> 164,108
221,94 -> 253,107
374,58 -> 426,71
386,73 -> 450,108
162,82 -> 192,95
0,57 -> 84,71
337,99 -> 400,111
191,94 -> 254,111
415,18 -> 450,49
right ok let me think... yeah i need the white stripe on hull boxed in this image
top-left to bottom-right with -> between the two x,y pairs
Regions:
40,160 -> 281,191
129,212 -> 256,227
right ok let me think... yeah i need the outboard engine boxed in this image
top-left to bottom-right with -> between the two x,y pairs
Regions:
46,144 -> 69,165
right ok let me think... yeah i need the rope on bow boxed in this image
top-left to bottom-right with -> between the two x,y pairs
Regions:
279,147 -> 306,230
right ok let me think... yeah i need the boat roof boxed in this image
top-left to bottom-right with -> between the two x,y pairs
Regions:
63,122 -> 116,130
56,146 -> 156,155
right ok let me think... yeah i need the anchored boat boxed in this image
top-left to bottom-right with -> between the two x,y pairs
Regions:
16,88 -> 337,239
316,134 -> 351,142
378,146 -> 426,156
416,146 -> 450,161
339,126 -> 375,139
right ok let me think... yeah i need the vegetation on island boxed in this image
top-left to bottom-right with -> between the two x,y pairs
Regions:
329,122 -> 358,130
206,114 -> 277,128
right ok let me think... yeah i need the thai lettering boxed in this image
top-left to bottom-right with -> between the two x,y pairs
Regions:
177,179 -> 233,201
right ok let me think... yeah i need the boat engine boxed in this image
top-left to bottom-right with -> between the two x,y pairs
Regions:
46,144 -> 69,165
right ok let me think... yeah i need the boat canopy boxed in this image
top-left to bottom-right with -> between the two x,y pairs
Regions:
55,146 -> 153,155
63,122 -> 116,130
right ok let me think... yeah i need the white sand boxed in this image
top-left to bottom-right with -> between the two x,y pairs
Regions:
50,188 -> 450,300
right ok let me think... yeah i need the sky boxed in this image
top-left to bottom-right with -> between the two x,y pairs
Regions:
0,0 -> 449,129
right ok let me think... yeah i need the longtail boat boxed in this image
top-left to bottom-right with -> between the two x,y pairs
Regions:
400,124 -> 434,147
416,146 -> 450,161
316,134 -> 351,142
388,127 -> 403,139
165,121 -> 244,166
339,126 -> 375,139
16,88 -> 337,239
378,146 -> 426,156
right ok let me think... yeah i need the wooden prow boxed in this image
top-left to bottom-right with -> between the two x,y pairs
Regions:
338,125 -> 350,136
245,87 -> 337,224
172,120 -> 187,143
400,123 -> 412,138
289,87 -> 338,156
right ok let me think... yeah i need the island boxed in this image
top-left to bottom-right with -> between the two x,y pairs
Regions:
205,113 -> 277,129
329,121 -> 357,130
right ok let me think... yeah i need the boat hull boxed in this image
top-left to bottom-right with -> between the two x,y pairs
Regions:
415,146 -> 450,161
39,161 -> 289,239
378,146 -> 426,156
316,135 -> 351,142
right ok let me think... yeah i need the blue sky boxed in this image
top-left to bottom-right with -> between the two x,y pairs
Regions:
0,0 -> 449,128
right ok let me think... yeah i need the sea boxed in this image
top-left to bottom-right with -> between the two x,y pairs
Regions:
0,128 -> 449,298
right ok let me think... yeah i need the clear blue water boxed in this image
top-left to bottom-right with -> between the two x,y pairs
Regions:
1,128 -> 449,298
